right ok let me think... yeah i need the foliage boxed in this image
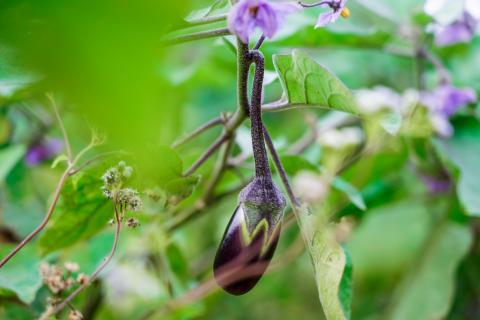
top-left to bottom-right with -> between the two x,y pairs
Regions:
0,0 -> 479,319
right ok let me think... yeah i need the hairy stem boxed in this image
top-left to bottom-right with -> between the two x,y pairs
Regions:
0,167 -> 71,269
263,126 -> 300,207
237,40 -> 251,116
248,50 -> 270,178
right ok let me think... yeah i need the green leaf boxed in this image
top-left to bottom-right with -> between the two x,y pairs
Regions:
38,170 -> 112,255
153,145 -> 184,186
434,118 -> 480,216
0,144 -> 26,183
332,177 -> 366,211
165,175 -> 200,205
295,204 -> 352,320
347,200 -> 431,278
0,245 -> 42,304
387,222 -> 472,320
0,301 -> 35,320
272,50 -> 359,115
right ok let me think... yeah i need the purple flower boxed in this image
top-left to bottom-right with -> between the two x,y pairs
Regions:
25,138 -> 63,166
431,14 -> 478,46
227,0 -> 300,43
422,84 -> 477,137
420,174 -> 452,194
425,0 -> 480,46
315,0 -> 349,28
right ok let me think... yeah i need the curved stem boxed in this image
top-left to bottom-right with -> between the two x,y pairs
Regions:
0,167 -> 71,268
237,40 -> 252,116
51,206 -> 122,315
248,50 -> 270,178
48,94 -> 73,164
297,0 -> 330,8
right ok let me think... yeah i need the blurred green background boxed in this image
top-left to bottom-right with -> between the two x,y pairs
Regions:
1,0 -> 480,319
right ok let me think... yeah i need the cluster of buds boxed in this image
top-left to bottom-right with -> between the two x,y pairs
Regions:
101,161 -> 143,213
39,262 -> 89,294
126,217 -> 140,228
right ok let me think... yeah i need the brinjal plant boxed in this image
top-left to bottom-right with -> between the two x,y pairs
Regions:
1,0 -> 480,319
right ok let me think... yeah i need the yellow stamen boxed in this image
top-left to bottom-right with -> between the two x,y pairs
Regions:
341,7 -> 350,18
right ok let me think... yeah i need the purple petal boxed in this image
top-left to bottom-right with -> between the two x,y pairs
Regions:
421,174 -> 452,194
315,12 -> 335,28
227,0 -> 299,43
25,138 -> 63,166
434,21 -> 475,46
422,84 -> 477,117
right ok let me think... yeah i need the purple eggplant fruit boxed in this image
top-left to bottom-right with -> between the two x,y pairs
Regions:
214,177 -> 286,295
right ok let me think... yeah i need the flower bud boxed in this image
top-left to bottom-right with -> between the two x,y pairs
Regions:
214,177 -> 286,295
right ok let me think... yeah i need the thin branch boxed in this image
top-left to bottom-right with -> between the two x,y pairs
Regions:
203,137 -> 235,202
417,47 -> 451,84
0,167 -> 71,268
171,14 -> 228,31
47,93 -> 73,164
69,151 -> 128,176
263,126 -> 300,207
51,206 -> 122,315
253,34 -> 266,51
172,116 -> 225,148
183,134 -> 229,176
164,28 -> 231,46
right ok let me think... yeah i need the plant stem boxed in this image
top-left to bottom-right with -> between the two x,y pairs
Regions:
172,116 -> 225,148
0,167 -> 71,269
203,137 -> 235,202
263,126 -> 300,207
48,94 -> 73,164
164,28 -> 231,46
171,14 -> 228,31
253,34 -> 266,51
51,206 -> 122,315
183,134 -> 229,176
237,40 -> 251,116
248,50 -> 270,178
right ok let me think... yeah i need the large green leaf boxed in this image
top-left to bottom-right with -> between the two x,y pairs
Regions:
434,118 -> 480,216
272,50 -> 359,115
0,245 -> 42,304
38,170 -> 113,255
296,204 -> 352,320
0,144 -> 26,183
386,222 -> 472,320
